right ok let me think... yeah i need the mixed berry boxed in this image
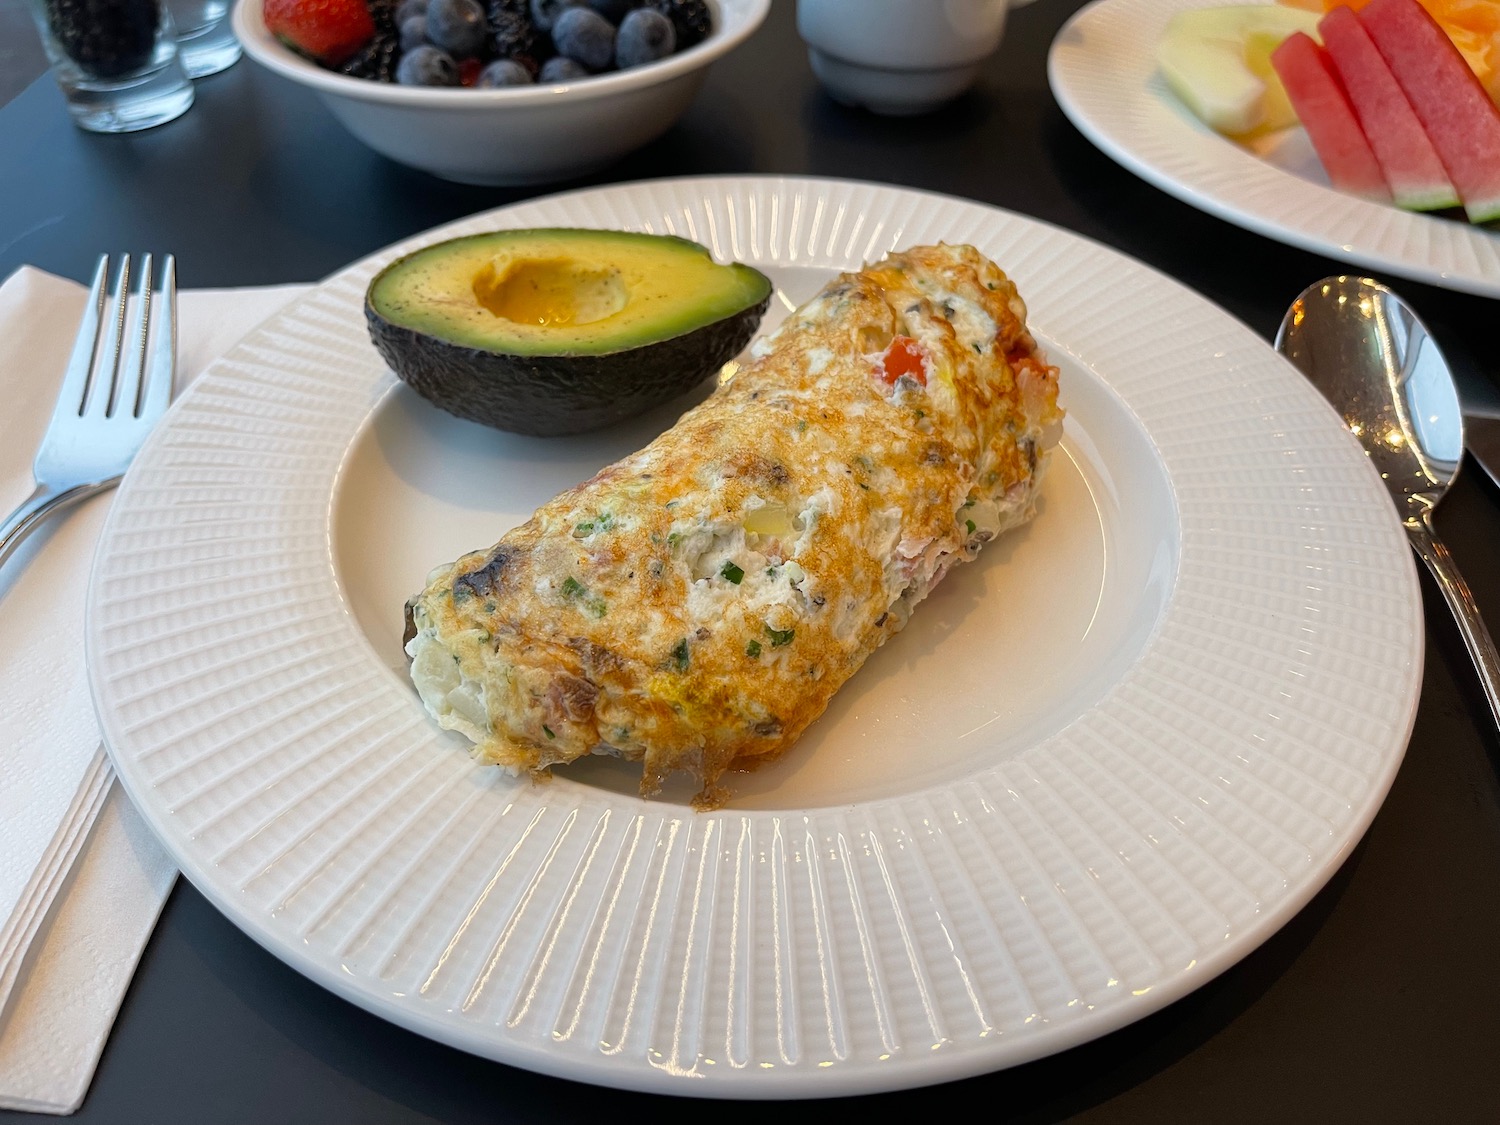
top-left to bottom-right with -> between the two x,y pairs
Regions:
44,0 -> 163,79
263,0 -> 713,87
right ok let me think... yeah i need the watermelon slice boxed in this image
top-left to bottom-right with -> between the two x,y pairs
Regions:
1358,0 -> 1500,222
1270,32 -> 1392,201
1318,5 -> 1462,210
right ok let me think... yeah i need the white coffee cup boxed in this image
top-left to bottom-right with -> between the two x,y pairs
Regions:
797,0 -> 1038,115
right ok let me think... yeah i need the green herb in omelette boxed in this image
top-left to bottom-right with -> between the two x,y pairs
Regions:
560,576 -> 607,617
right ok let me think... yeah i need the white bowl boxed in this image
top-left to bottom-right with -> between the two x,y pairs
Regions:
232,0 -> 769,184
796,0 -> 1033,115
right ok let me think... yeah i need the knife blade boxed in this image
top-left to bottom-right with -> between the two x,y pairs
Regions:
1465,412 -> 1500,493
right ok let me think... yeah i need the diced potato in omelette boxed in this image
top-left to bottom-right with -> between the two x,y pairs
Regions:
404,242 -> 1064,809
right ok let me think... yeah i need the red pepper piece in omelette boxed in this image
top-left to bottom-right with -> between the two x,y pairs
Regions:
877,335 -> 929,385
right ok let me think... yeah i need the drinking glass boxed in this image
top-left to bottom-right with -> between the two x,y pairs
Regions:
28,0 -> 195,133
165,0 -> 241,78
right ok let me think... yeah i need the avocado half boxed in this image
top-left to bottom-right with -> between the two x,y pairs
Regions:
365,228 -> 774,436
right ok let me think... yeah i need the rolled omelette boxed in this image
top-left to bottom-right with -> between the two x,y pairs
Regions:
404,242 -> 1064,808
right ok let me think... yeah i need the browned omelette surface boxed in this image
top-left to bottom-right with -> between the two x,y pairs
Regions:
405,243 -> 1063,807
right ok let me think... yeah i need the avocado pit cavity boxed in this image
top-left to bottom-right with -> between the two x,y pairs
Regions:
474,258 -> 628,328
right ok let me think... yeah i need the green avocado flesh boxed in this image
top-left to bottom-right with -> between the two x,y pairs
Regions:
365,228 -> 773,436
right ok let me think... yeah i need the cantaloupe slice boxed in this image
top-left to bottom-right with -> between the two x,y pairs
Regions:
1389,0 -> 1500,99
1359,0 -> 1500,221
1319,4 -> 1462,208
1270,30 -> 1392,199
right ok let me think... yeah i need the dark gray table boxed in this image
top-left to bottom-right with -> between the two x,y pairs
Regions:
3,2 -> 1499,1120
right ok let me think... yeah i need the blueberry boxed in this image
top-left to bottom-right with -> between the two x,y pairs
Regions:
477,58 -> 534,85
551,6 -> 615,70
529,0 -> 580,32
395,0 -> 428,23
586,0 -> 639,21
399,14 -> 428,50
426,0 -> 488,57
538,54 -> 588,81
396,44 -> 459,84
645,0 -> 708,49
614,7 -> 673,68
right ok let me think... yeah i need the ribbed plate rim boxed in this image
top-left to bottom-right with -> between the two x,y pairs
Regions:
84,175 -> 1423,1098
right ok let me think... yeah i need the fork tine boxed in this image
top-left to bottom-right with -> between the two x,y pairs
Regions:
11,250 -> 178,567
115,252 -> 152,419
87,255 -> 131,418
50,255 -> 109,422
141,254 -> 175,421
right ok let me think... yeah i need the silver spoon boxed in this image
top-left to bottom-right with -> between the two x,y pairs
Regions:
1276,275 -> 1500,728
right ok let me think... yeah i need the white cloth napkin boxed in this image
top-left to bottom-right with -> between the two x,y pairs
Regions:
0,266 -> 310,1114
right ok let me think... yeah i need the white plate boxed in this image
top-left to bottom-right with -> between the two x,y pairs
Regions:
1048,0 -> 1500,298
86,176 -> 1422,1098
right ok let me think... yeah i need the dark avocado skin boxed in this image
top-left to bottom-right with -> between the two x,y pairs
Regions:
363,228 -> 774,437
366,293 -> 770,436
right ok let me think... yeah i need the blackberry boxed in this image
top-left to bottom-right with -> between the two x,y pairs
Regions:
340,28 -> 400,80
645,0 -> 708,49
487,0 -> 550,62
45,0 -> 160,79
367,0 -> 399,36
341,0 -> 400,80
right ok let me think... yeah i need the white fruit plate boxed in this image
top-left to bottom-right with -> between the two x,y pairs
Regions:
1049,0 -> 1500,298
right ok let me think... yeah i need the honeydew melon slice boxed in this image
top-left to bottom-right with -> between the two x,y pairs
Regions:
1156,5 -> 1322,135
1318,4 -> 1462,209
1359,0 -> 1500,222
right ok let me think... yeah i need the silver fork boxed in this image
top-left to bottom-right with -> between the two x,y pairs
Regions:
0,253 -> 175,571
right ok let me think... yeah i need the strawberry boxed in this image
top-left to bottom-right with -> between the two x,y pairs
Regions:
264,0 -> 377,66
